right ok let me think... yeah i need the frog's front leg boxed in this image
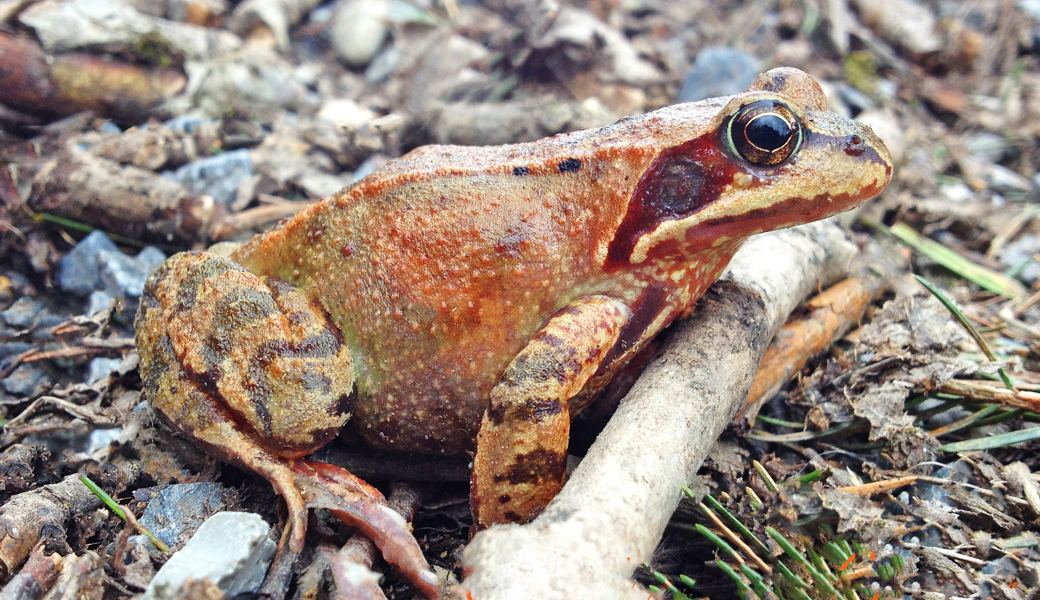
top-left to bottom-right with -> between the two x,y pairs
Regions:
135,252 -> 438,597
471,295 -> 631,528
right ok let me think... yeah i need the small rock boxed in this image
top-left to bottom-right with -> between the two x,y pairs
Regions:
0,342 -> 33,360
58,231 -> 120,295
163,115 -> 205,134
97,246 -> 166,298
852,0 -> 942,54
86,291 -> 117,316
87,357 -> 123,386
317,99 -> 378,128
100,121 -> 121,133
299,173 -> 350,198
162,149 -> 253,207
366,45 -> 401,84
86,427 -> 122,454
856,110 -> 905,166
353,155 -> 389,182
986,164 -> 1032,192
30,312 -> 66,341
1,297 -> 43,328
677,47 -> 759,104
330,0 -> 391,68
1022,0 -> 1040,19
2,364 -> 46,396
144,512 -> 276,599
139,483 -> 229,550
835,84 -> 875,114
940,182 -> 975,203
998,235 -> 1040,284
966,132 -> 1013,163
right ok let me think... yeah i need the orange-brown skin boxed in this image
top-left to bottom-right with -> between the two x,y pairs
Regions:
135,68 -> 892,596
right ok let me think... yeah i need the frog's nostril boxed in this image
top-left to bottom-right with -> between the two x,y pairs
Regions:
844,134 -> 866,157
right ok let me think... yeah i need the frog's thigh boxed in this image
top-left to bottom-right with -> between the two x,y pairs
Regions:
142,252 -> 356,455
471,295 -> 631,528
136,283 -> 310,551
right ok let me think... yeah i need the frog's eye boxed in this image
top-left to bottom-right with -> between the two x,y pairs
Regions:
725,100 -> 802,167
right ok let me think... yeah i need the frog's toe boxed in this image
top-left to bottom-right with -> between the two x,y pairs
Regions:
293,461 -> 441,600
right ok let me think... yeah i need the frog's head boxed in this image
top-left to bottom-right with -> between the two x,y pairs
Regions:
605,67 -> 893,268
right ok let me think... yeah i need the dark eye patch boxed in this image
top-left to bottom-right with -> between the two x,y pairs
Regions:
513,166 -> 529,176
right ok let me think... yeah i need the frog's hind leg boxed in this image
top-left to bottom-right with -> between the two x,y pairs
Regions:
294,461 -> 441,598
135,286 -> 312,552
471,295 -> 631,528
137,252 -> 439,596
135,251 -> 357,551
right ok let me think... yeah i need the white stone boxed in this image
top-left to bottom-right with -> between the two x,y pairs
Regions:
143,512 -> 276,599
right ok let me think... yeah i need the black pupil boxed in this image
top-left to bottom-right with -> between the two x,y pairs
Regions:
745,114 -> 793,152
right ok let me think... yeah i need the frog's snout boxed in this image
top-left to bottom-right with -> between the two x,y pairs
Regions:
847,122 -> 893,174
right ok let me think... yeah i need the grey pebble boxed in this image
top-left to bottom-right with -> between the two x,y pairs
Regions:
97,246 -> 166,298
30,312 -> 67,341
58,230 -> 166,301
163,115 -> 206,134
138,483 -> 229,550
86,291 -> 117,316
1,297 -> 43,328
87,427 -> 122,454
58,231 -> 120,295
143,512 -> 275,599
87,357 -> 123,385
677,47 -> 759,104
2,364 -> 45,396
0,342 -> 33,360
162,148 -> 253,207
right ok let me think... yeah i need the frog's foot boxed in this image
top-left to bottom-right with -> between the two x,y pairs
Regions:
471,295 -> 631,528
292,461 -> 441,599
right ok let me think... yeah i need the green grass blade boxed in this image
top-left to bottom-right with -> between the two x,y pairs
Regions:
740,562 -> 772,600
80,475 -> 170,552
753,460 -> 779,492
928,403 -> 1002,437
890,224 -> 1026,298
776,560 -> 809,588
715,561 -> 753,596
701,493 -> 770,554
696,524 -> 742,563
940,426 -> 1040,451
914,275 -> 1016,392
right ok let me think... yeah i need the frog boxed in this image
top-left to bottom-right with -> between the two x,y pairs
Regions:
134,67 -> 891,597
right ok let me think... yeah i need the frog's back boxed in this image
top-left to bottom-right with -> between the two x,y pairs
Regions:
230,103 -> 724,455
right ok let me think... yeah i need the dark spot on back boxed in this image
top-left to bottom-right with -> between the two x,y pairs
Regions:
558,158 -> 581,173
512,166 -> 529,176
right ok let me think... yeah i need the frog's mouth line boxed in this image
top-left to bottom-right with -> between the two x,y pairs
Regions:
683,185 -> 886,251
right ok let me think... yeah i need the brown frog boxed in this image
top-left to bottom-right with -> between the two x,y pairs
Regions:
134,68 -> 892,596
